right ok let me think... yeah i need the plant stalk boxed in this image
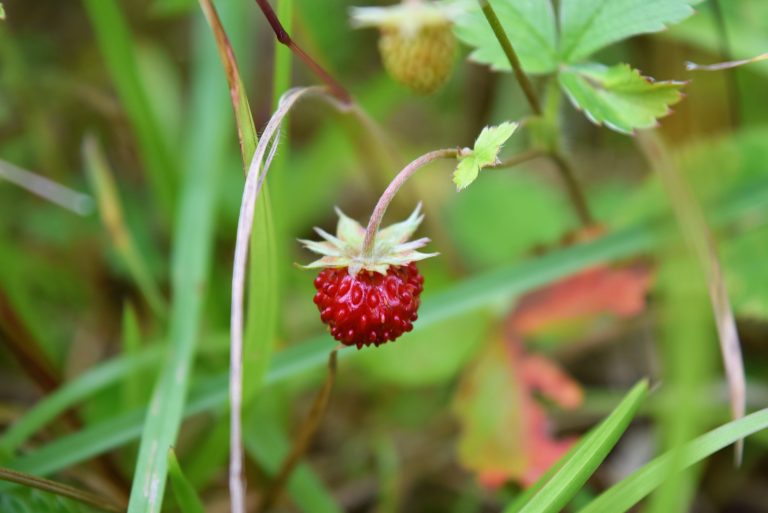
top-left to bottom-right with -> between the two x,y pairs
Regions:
549,150 -> 594,226
258,349 -> 339,512
254,0 -> 351,104
479,0 -> 541,115
0,467 -> 125,513
362,148 -> 458,257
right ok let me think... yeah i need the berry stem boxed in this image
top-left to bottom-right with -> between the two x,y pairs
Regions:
254,0 -> 352,105
362,148 -> 458,258
478,0 -> 541,115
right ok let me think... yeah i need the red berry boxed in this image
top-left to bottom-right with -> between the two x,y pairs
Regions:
312,263 -> 424,349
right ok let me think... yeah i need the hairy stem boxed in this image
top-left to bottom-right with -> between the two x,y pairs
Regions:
254,0 -> 351,104
479,0 -> 541,115
362,149 -> 459,257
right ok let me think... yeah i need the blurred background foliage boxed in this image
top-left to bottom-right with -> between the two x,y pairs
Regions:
1,0 -> 768,511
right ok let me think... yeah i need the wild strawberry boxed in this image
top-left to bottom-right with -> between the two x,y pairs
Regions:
351,0 -> 458,95
299,204 -> 436,348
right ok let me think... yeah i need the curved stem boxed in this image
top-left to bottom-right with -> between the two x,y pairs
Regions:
362,148 -> 458,257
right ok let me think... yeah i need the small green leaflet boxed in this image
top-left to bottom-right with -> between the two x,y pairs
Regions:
559,0 -> 700,63
453,0 -> 558,74
0,4 -> 5,20
454,122 -> 518,190
559,63 -> 684,135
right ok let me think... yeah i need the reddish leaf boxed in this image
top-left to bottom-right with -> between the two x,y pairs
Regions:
453,263 -> 653,487
453,333 -> 581,488
513,264 -> 653,335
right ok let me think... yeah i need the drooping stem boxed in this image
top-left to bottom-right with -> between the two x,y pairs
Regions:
479,0 -> 541,115
362,148 -> 459,258
254,0 -> 352,104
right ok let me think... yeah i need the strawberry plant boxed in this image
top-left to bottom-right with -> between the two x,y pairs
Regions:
1,0 -> 768,512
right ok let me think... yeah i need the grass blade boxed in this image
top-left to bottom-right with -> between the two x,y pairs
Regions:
81,0 -> 177,218
577,408 -> 768,513
511,380 -> 649,513
83,136 -> 167,318
638,130 -> 746,463
167,449 -> 205,513
0,159 -> 93,215
124,11 -> 233,513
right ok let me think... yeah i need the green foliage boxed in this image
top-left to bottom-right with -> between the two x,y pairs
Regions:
510,380 -> 648,513
453,1 -> 558,74
446,172 -> 571,268
0,489 -> 97,513
577,408 -> 768,513
454,0 -> 695,134
559,0 -> 698,63
167,449 -> 206,513
82,0 -> 178,218
124,10 -> 235,512
558,63 -> 684,134
453,122 -> 518,190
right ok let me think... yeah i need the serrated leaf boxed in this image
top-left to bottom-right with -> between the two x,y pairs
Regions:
454,122 -> 518,190
453,0 -> 558,74
453,157 -> 482,191
559,0 -> 699,62
474,122 -> 518,165
559,63 -> 684,135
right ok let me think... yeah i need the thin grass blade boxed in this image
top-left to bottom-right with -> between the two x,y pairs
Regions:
511,380 -> 649,513
167,449 -> 205,513
577,408 -> 768,513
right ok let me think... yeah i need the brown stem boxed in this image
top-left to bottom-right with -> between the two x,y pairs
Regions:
254,0 -> 352,104
362,149 -> 459,258
0,467 -> 125,513
549,150 -> 594,226
259,349 -> 339,512
479,0 -> 541,115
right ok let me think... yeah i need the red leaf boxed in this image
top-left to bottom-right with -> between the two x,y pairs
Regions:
453,263 -> 653,487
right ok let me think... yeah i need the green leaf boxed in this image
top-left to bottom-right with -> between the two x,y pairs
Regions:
510,380 -> 649,513
453,0 -> 558,74
0,4 -> 5,20
167,449 -> 206,513
559,0 -> 699,63
576,408 -> 768,513
454,158 -> 482,191
454,122 -> 518,190
558,63 -> 684,135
